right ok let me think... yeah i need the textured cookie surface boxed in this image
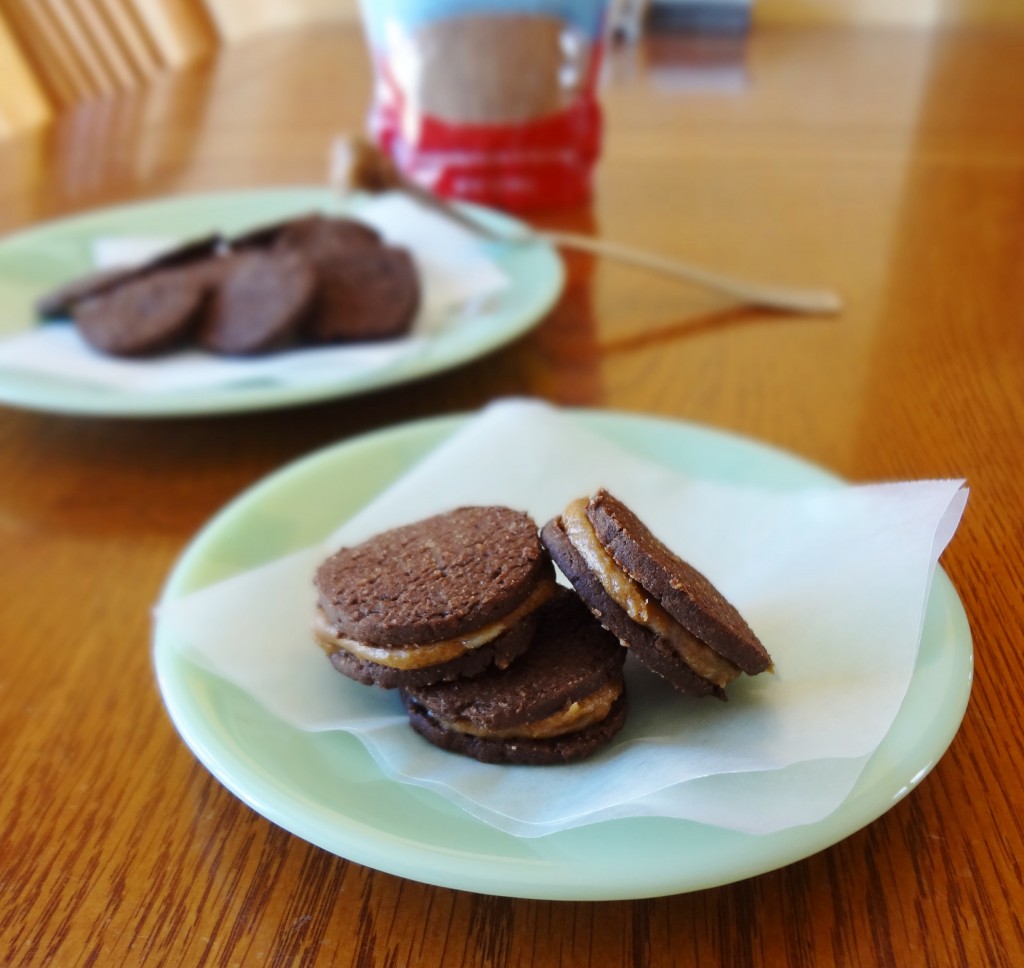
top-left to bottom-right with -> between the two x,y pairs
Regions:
143,233 -> 224,270
36,265 -> 139,319
315,506 -> 550,646
540,518 -> 716,698
301,245 -> 419,343
228,214 -> 324,251
401,591 -> 628,764
586,490 -> 771,674
274,214 -> 381,258
35,235 -> 221,320
198,249 -> 315,354
71,268 -> 206,356
403,591 -> 627,729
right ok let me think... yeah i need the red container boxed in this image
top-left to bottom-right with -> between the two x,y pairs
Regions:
361,3 -> 608,212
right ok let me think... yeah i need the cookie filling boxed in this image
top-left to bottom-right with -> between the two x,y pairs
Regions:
429,680 -> 623,740
315,577 -> 557,670
560,499 -> 740,688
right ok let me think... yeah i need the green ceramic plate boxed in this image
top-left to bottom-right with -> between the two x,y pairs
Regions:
153,410 -> 973,900
0,188 -> 563,417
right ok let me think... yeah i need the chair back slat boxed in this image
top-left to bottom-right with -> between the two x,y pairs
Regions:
0,11 -> 52,134
0,0 -> 217,134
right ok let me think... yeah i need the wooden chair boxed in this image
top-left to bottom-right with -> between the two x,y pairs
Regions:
0,0 -> 219,133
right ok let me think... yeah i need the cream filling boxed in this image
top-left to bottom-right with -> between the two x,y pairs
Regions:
436,680 -> 623,740
315,577 -> 557,670
561,499 -> 740,688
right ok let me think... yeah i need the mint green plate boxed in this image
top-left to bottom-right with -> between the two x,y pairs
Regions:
153,411 -> 973,900
0,189 -> 563,417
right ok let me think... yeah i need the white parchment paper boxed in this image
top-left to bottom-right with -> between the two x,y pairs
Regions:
156,400 -> 968,836
0,194 -> 508,392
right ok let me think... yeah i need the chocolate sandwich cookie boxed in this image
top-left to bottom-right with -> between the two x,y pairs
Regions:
314,506 -> 557,689
71,267 -> 207,356
541,489 -> 772,699
198,249 -> 316,355
400,590 -> 628,765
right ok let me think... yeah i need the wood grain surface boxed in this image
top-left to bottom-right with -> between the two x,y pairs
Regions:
1,22 -> 1022,968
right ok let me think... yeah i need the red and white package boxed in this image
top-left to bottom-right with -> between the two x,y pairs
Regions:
360,1 -> 609,211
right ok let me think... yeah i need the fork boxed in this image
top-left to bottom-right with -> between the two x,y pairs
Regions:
331,137 -> 842,316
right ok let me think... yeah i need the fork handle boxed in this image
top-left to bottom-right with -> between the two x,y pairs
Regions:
538,230 -> 842,316
389,177 -> 842,315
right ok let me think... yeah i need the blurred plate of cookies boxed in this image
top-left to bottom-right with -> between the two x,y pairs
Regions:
0,187 -> 563,417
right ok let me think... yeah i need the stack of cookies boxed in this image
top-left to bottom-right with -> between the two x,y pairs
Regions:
314,492 -> 773,766
37,214 -> 419,357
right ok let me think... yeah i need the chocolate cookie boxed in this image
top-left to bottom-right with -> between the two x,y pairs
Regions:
302,244 -> 419,343
71,267 -> 207,356
198,249 -> 315,355
314,506 -> 557,688
145,233 -> 224,268
36,234 -> 223,322
35,234 -> 221,320
274,214 -> 382,259
400,590 -> 628,765
227,217 -> 306,252
269,213 -> 416,341
541,490 -> 772,699
36,265 -> 139,320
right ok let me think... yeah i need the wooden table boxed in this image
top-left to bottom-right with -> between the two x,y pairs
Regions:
2,22 -> 1022,967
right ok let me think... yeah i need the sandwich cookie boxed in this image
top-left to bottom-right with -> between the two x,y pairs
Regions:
400,589 -> 628,765
541,489 -> 772,698
314,506 -> 557,689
